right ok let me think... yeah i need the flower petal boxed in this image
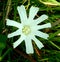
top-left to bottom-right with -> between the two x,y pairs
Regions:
25,37 -> 34,54
29,6 -> 39,19
6,19 -> 21,28
37,23 -> 51,30
33,36 -> 44,49
35,14 -> 48,24
8,29 -> 21,38
13,35 -> 25,48
34,31 -> 49,39
17,5 -> 27,23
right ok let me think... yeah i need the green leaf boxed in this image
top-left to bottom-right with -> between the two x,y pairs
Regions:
0,34 -> 7,56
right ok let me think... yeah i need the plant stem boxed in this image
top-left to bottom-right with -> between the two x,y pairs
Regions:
0,48 -> 11,61
39,58 -> 49,61
5,0 -> 11,20
49,41 -> 60,50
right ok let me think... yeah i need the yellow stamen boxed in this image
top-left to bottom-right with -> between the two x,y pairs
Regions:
22,25 -> 31,35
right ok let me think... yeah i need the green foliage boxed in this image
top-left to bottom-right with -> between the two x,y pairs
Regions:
0,35 -> 7,56
0,0 -> 60,62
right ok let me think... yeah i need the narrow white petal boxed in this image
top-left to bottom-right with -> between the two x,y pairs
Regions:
25,38 -> 34,54
29,6 -> 39,19
17,5 -> 27,23
8,29 -> 21,38
37,23 -> 51,30
6,19 -> 21,28
35,14 -> 48,24
34,31 -> 49,39
33,36 -> 44,49
13,35 -> 25,48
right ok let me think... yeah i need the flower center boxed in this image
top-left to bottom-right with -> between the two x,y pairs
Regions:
22,25 -> 31,35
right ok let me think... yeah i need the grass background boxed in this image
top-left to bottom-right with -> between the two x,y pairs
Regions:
0,0 -> 60,62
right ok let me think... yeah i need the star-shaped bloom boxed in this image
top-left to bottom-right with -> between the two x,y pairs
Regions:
6,5 -> 51,54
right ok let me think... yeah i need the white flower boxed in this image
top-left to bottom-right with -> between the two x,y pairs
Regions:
6,5 -> 51,54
